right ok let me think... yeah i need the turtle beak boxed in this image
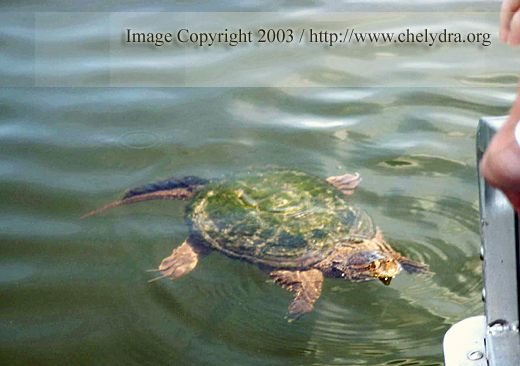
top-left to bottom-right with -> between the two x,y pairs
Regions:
378,276 -> 393,286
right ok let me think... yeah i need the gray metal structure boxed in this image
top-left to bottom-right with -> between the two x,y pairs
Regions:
444,116 -> 520,365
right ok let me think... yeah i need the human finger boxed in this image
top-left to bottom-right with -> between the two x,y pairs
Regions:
480,93 -> 520,190
504,190 -> 520,214
500,0 -> 520,43
508,10 -> 520,45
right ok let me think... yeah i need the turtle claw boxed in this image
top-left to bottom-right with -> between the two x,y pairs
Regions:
326,172 -> 362,195
151,237 -> 203,281
147,260 -> 195,282
158,253 -> 197,280
285,314 -> 299,324
148,274 -> 169,283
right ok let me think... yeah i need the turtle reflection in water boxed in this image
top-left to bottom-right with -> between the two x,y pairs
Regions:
83,169 -> 428,318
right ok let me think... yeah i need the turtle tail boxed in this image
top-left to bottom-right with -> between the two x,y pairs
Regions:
81,176 -> 208,219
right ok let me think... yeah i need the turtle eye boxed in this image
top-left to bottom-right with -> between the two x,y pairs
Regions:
370,260 -> 380,269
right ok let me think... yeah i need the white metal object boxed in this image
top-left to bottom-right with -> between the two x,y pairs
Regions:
443,316 -> 486,366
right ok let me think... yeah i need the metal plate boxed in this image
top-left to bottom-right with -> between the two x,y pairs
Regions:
443,316 -> 487,366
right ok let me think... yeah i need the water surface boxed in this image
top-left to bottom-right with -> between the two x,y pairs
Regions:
0,1 -> 516,365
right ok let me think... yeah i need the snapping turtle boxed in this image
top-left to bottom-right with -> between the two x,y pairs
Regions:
83,169 -> 427,317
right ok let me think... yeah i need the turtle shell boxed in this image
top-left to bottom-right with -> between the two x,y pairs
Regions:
187,169 -> 375,269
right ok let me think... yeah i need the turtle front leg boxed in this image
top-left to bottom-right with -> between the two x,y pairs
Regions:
270,269 -> 324,319
326,172 -> 361,195
397,255 -> 430,274
149,235 -> 210,282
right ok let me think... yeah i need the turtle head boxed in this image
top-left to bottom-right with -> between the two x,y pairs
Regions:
332,251 -> 401,285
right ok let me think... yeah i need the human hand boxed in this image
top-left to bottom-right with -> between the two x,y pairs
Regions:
480,85 -> 520,213
500,0 -> 520,45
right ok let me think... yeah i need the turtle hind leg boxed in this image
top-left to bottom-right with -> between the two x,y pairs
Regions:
149,235 -> 210,282
326,172 -> 361,195
270,269 -> 324,320
81,175 -> 208,219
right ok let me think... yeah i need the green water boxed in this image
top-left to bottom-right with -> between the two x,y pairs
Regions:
1,2 -> 517,366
